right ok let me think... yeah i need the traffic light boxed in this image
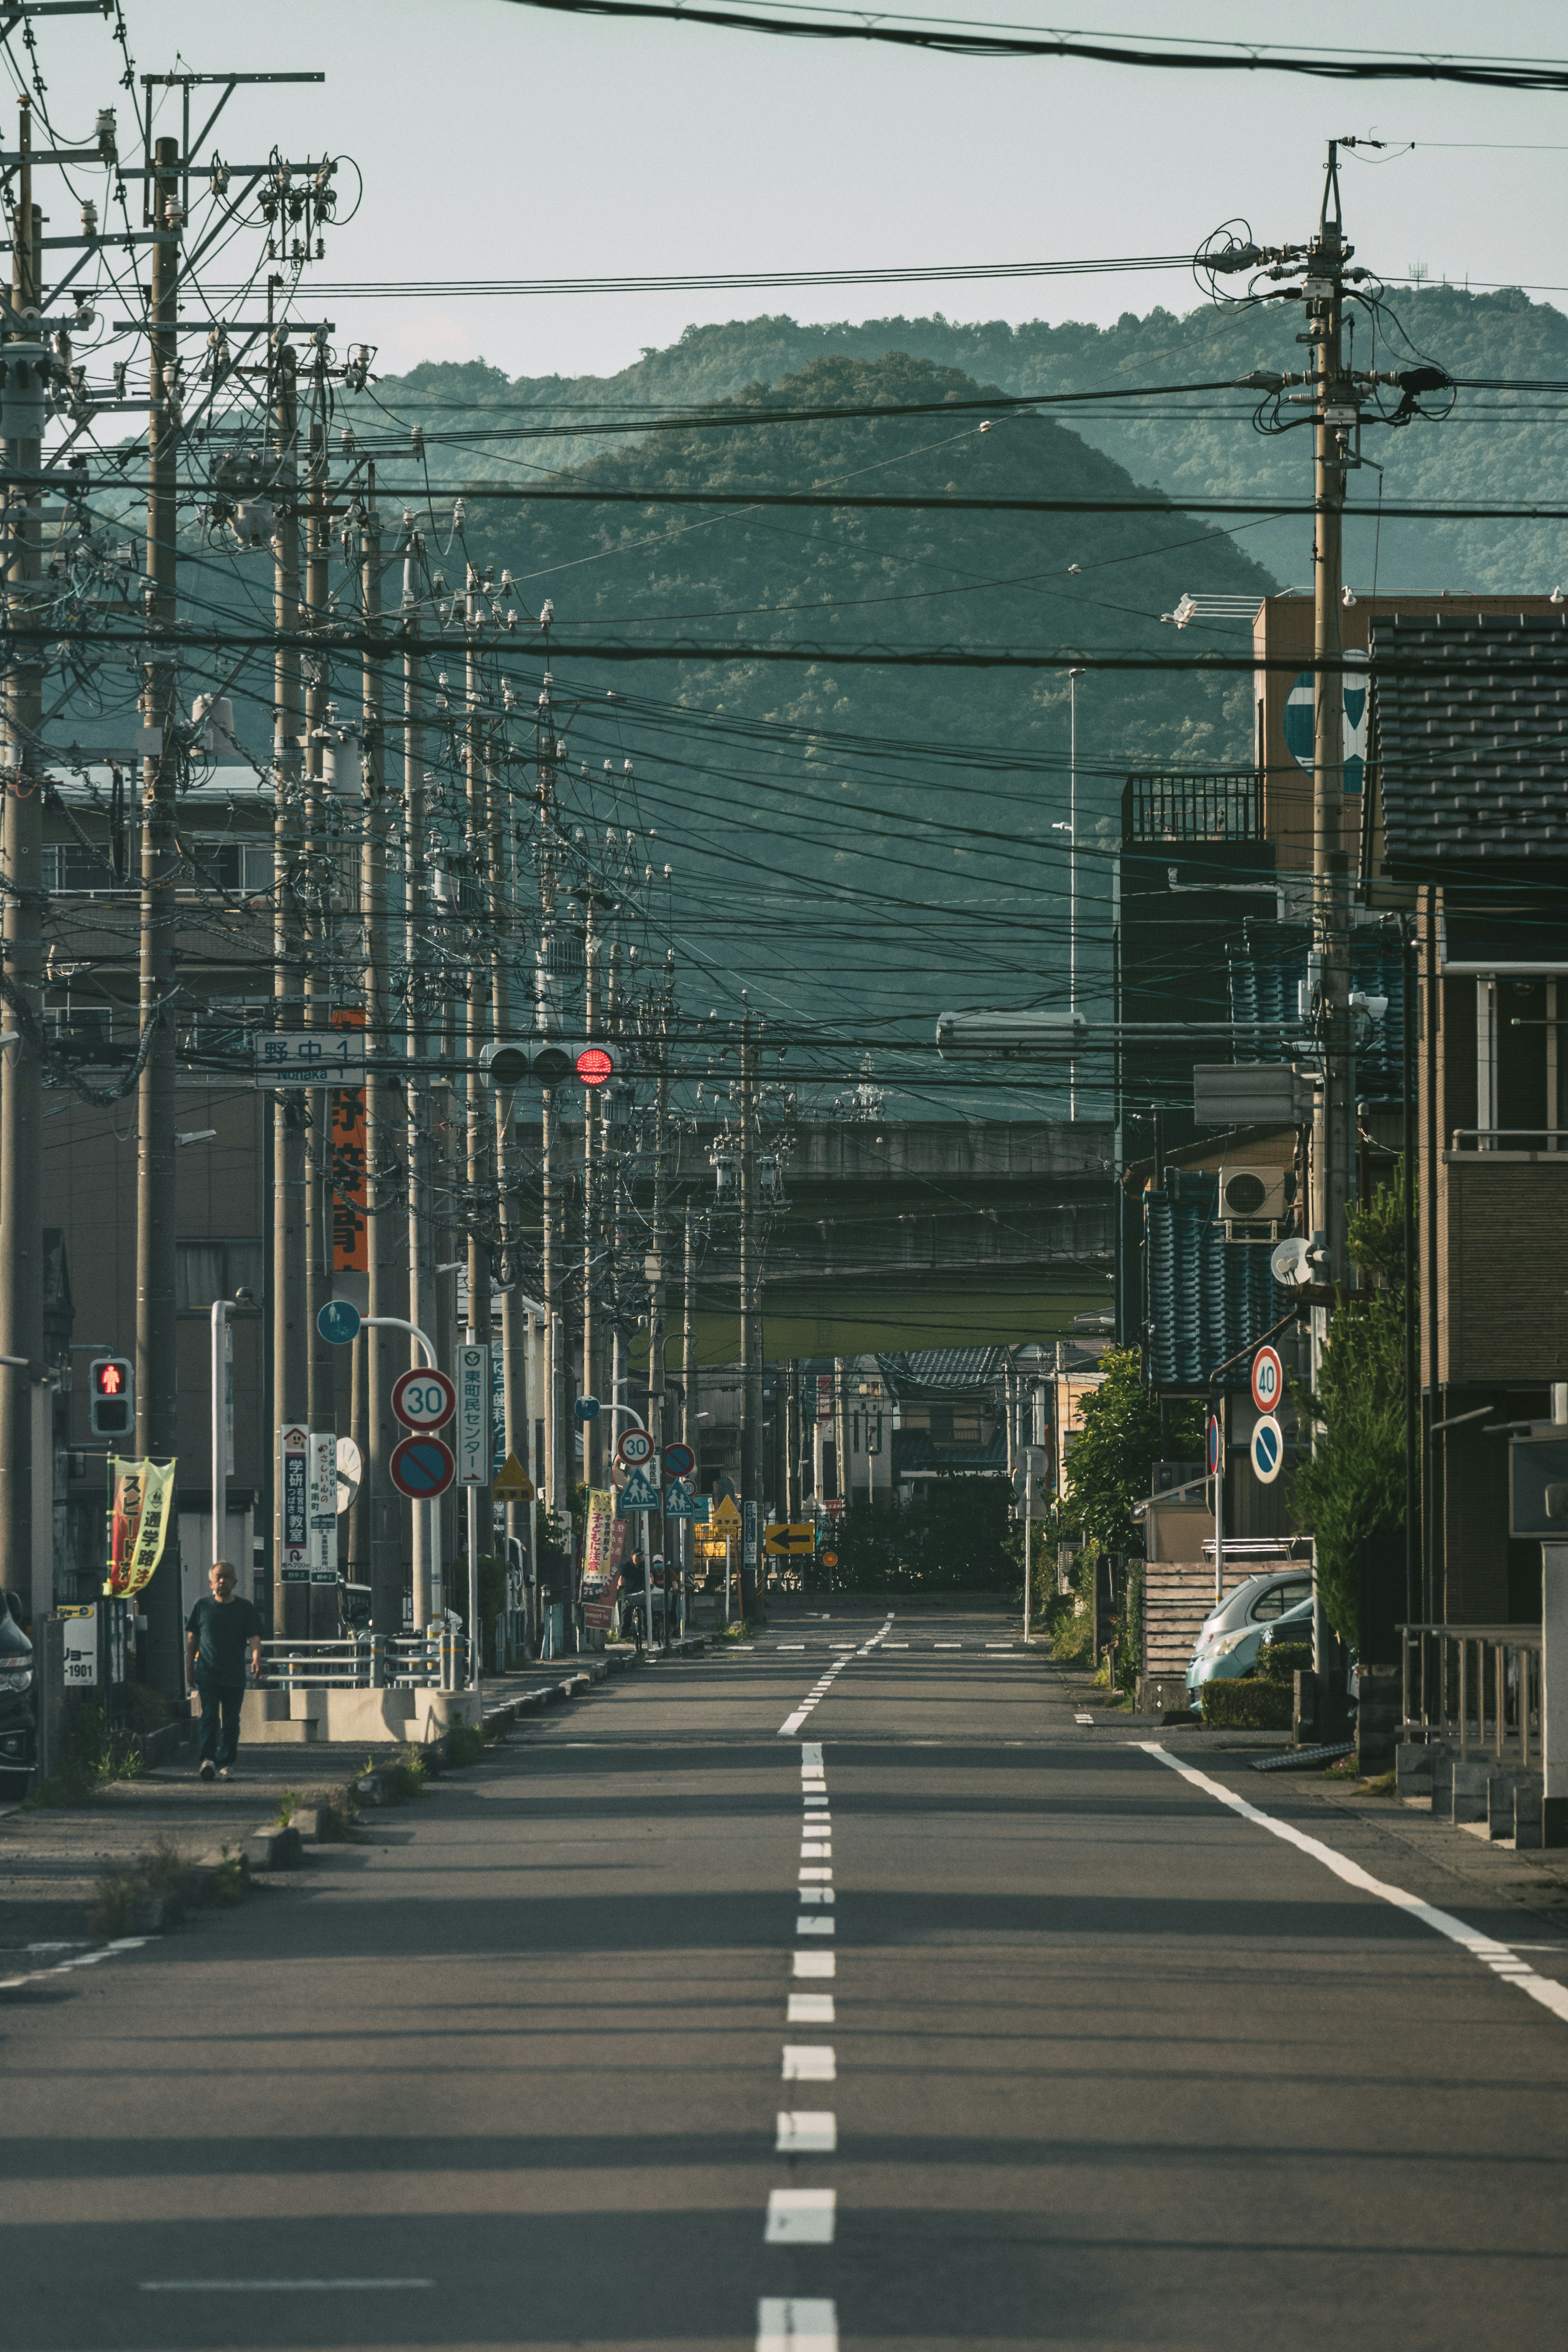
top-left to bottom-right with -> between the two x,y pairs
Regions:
481,1039 -> 615,1088
89,1355 -> 134,1438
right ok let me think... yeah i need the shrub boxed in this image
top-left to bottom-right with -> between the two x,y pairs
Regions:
1256,1642 -> 1312,1686
1199,1678 -> 1293,1731
442,1722 -> 485,1768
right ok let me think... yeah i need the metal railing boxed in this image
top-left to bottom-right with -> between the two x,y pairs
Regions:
1450,1129 -> 1568,1153
1122,770 -> 1264,844
1399,1622 -> 1542,1766
258,1633 -> 471,1693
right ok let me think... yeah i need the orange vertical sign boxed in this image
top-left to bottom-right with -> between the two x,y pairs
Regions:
330,1007 -> 368,1273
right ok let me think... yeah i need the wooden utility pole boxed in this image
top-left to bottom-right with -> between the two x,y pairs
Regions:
1311,140 -> 1354,1294
0,104 -> 42,1610
271,318 -> 307,1637
135,133 -> 183,1686
302,399 -> 332,1469
402,585 -> 435,1627
463,594 -> 492,1653
739,1012 -> 762,1620
581,897 -> 599,1483
361,494 -> 400,1638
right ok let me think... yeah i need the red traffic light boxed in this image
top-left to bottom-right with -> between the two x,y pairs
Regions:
576,1046 -> 613,1088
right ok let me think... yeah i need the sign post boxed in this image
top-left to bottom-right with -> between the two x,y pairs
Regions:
279,1425 -> 310,1586
308,1432 -> 337,1587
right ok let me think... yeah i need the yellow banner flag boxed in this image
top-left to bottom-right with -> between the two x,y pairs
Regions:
104,1457 -> 177,1597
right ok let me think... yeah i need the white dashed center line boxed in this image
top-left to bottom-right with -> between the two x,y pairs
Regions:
765,2189 -> 836,2243
757,2296 -> 839,2351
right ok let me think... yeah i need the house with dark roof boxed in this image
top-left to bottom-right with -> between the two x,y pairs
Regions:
1369,611 -> 1568,1627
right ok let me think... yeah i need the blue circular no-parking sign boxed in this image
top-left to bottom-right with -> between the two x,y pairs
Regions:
390,1433 -> 455,1499
1251,1414 -> 1284,1486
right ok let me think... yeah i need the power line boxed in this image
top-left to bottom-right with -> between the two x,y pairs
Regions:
496,0 -> 1568,93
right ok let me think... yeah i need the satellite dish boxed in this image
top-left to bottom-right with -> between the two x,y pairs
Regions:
1271,1236 -> 1312,1288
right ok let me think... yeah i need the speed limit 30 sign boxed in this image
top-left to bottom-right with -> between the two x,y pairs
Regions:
616,1426 -> 655,1468
1251,1345 -> 1284,1416
392,1366 -> 456,1430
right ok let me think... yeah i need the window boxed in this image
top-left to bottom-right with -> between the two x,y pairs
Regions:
176,1238 -> 263,1311
1250,1578 -> 1312,1623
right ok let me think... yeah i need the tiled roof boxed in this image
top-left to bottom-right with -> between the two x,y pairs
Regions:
876,1347 -> 1009,1398
891,1425 -> 1008,1475
1371,614 -> 1568,868
1144,1174 -> 1284,1389
1228,922 -> 1408,1095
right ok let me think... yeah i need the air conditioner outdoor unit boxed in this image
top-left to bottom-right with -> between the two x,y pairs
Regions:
1218,1163 -> 1290,1242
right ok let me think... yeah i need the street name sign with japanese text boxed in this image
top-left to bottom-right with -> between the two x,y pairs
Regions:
455,1343 -> 491,1486
253,1031 -> 367,1088
309,1432 -> 337,1583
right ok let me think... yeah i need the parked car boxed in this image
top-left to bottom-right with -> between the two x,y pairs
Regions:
0,1590 -> 36,1795
1186,1569 -> 1314,1707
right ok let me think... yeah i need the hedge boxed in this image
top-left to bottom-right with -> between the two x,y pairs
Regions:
1256,1642 -> 1312,1686
1199,1677 -> 1293,1731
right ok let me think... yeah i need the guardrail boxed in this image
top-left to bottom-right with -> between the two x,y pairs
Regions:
1398,1621 -> 1541,1766
258,1632 -> 471,1692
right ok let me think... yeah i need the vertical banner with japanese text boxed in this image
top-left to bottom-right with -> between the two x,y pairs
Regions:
330,1006 -> 368,1275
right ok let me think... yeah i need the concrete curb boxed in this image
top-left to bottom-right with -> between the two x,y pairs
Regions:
351,1636 -> 710,1806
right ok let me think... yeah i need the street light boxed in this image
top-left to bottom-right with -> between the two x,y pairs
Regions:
1068,667 -> 1083,1119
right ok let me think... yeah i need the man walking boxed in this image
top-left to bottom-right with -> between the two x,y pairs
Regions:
186,1561 -> 263,1781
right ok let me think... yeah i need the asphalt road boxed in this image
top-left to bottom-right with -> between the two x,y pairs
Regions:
7,1600 -> 1568,2351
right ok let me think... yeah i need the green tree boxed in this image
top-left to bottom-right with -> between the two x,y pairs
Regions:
1062,1346 -> 1196,1557
1290,1175 -> 1412,1664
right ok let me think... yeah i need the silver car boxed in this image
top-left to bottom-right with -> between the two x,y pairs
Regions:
1186,1568 -> 1314,1705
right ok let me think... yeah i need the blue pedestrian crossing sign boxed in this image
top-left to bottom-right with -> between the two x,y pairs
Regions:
1250,1413 -> 1284,1485
317,1299 -> 361,1345
615,1466 -> 662,1514
664,1480 -> 710,1522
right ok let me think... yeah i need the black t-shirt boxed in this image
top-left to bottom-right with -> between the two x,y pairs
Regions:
186,1594 -> 263,1684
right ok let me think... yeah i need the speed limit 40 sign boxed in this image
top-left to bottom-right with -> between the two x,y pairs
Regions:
1251,1345 -> 1284,1416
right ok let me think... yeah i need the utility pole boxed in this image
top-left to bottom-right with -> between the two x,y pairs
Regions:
136,132 -> 183,1688
648,995 -> 669,1645
786,1359 -> 802,1521
581,897 -> 599,1483
463,585 -> 492,1658
272,316 -> 307,1638
361,492 -> 399,1639
739,1012 -> 762,1621
682,1199 -> 696,1625
302,396 -> 333,1570
0,101 -> 42,1610
402,570 -> 435,1627
1310,143 -> 1354,1294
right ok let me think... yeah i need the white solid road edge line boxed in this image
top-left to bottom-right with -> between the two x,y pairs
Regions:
757,2296 -> 839,2352
1142,1743 -> 1568,2026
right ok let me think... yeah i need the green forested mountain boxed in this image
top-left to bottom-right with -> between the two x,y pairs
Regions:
400,348 -> 1274,1061
366,284 -> 1568,601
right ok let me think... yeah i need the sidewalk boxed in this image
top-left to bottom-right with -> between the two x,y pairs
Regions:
0,1640 -> 703,1953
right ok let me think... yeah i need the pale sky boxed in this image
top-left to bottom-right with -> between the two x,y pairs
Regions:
20,0 -> 1568,381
